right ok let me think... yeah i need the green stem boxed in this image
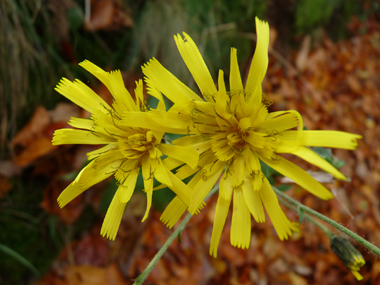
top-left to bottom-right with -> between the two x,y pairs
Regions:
277,196 -> 334,238
273,186 -> 380,257
133,185 -> 220,285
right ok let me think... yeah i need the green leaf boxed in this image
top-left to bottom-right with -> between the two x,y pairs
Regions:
177,231 -> 182,244
276,184 -> 293,192
0,244 -> 39,276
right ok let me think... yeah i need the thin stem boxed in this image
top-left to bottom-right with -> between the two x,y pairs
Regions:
133,184 -> 220,285
278,196 -> 334,238
273,186 -> 380,257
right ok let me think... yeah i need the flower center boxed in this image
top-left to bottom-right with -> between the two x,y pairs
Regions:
119,130 -> 157,159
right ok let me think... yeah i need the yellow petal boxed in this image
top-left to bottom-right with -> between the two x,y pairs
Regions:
160,196 -> 188,229
142,187 -> 153,222
230,155 -> 245,188
301,131 -> 362,150
230,188 -> 251,249
244,130 -> 267,149
292,146 -> 347,180
165,170 -> 192,205
121,110 -> 192,135
351,271 -> 363,281
229,48 -> 243,91
257,111 -> 301,134
219,172 -> 233,201
260,178 -> 299,240
142,58 -> 200,104
86,143 -> 118,160
218,69 -> 227,94
281,130 -> 361,150
52,129 -> 115,145
134,79 -> 144,109
108,70 -> 138,112
152,159 -> 172,187
259,155 -> 334,200
174,32 -> 217,98
242,178 -> 265,222
144,77 -> 166,111
79,60 -> 111,90
117,168 -> 139,203
189,161 -> 225,214
55,78 -> 111,114
57,159 -> 119,207
209,196 -> 231,258
241,147 -> 262,190
68,117 -> 94,130
159,144 -> 199,169
245,18 -> 270,110
100,189 -> 127,240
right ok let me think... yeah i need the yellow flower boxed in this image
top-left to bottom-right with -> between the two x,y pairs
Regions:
120,18 -> 361,257
52,61 -> 199,240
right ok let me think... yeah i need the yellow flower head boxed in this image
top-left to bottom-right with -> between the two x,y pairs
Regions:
52,61 -> 199,240
121,18 -> 361,257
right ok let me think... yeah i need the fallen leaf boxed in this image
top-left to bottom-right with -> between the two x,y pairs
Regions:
11,106 -> 50,147
84,0 -> 133,31
12,137 -> 58,167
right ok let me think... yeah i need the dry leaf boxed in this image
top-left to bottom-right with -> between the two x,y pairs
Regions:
85,0 -> 133,31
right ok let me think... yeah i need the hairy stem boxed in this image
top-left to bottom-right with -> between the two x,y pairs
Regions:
273,186 -> 380,257
277,196 -> 334,238
133,185 -> 219,285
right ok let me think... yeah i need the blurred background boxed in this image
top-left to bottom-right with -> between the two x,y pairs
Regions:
0,0 -> 380,284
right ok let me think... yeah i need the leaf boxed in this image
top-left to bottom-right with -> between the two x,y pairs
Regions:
0,243 -> 39,276
84,0 -> 133,31
298,207 -> 305,224
276,184 -> 293,192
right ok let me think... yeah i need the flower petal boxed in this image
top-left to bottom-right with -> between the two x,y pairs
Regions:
79,60 -> 111,90
230,188 -> 251,249
68,118 -> 94,130
52,129 -> 115,145
160,196 -> 188,228
210,196 -> 231,258
189,161 -> 225,214
165,170 -> 193,205
117,168 -> 139,203
260,155 -> 334,200
108,70 -> 138,112
245,18 -> 270,109
121,110 -> 192,134
159,144 -> 199,169
257,111 -> 301,134
174,32 -> 217,98
55,77 -> 111,114
219,172 -> 233,201
242,178 -> 265,222
142,58 -> 201,104
57,159 -> 119,207
230,48 -> 243,91
292,146 -> 347,180
281,130 -> 362,150
100,189 -> 127,240
86,143 -> 119,160
260,178 -> 299,240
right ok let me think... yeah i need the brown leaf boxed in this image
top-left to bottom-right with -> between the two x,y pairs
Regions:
0,174 -> 13,198
74,235 -> 108,267
295,36 -> 311,72
13,137 -> 58,167
11,106 -> 50,147
84,0 -> 133,31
